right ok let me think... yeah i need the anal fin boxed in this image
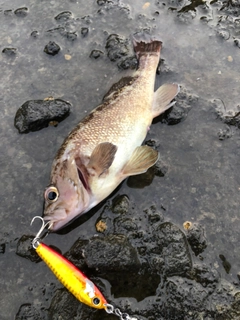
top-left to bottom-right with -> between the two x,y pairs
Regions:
152,83 -> 180,118
121,146 -> 159,178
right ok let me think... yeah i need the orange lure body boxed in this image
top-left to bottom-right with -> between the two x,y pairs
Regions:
35,242 -> 107,309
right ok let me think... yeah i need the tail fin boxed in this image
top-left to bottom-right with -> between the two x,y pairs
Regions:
133,38 -> 162,59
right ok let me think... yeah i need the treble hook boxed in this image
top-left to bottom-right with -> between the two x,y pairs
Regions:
30,216 -> 53,249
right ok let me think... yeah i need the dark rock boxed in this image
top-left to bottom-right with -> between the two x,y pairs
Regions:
234,39 -> 240,48
44,41 -> 61,56
154,158 -> 168,177
118,56 -> 138,70
2,47 -> 17,56
83,234 -> 141,272
15,303 -> 41,320
30,30 -> 39,38
111,195 -> 129,214
89,49 -> 104,59
14,7 -> 28,17
14,98 -> 71,133
97,0 -> 109,5
64,238 -> 89,269
4,9 -> 13,16
65,32 -> 77,41
0,243 -> 6,254
48,289 -> 87,320
218,126 -> 232,140
151,222 -> 192,276
185,223 -> 207,256
81,27 -> 89,37
188,264 -> 219,289
105,34 -> 129,62
164,103 -> 189,125
54,11 -> 73,21
16,235 -> 41,262
219,254 -> 232,274
144,205 -> 164,224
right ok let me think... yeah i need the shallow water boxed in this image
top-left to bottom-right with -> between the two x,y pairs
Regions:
1,0 -> 240,319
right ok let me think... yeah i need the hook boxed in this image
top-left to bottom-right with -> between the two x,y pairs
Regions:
30,216 -> 53,249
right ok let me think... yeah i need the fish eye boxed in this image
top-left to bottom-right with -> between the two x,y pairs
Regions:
45,186 -> 59,203
92,297 -> 100,306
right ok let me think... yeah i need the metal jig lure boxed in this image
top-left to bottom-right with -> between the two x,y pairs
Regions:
31,216 -> 137,320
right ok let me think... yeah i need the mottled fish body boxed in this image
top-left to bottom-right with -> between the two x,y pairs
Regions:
43,37 -> 179,230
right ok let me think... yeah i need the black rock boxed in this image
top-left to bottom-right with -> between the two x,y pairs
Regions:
185,223 -> 207,256
48,289 -> 85,320
30,30 -> 39,38
111,195 -> 129,214
14,98 -> 71,133
65,32 -> 77,41
89,49 -> 104,59
164,103 -> 188,125
15,303 -> 41,320
14,7 -> 28,17
151,222 -> 192,276
83,234 -> 141,272
54,11 -> 73,21
0,243 -> 6,254
16,235 -> 41,262
118,56 -> 138,70
2,47 -> 17,56
105,34 -> 129,62
44,41 -> 61,56
81,27 -> 89,37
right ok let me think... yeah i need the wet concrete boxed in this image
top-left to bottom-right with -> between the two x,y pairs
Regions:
1,0 -> 240,319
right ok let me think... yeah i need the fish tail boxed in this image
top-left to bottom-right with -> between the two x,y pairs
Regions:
133,37 -> 162,60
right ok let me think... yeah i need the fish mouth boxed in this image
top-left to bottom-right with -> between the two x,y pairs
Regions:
43,208 -> 68,231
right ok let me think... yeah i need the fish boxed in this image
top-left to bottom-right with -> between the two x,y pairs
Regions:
35,242 -> 107,309
43,36 -> 179,230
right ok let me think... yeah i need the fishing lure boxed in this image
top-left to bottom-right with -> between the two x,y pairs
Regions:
31,216 -> 137,320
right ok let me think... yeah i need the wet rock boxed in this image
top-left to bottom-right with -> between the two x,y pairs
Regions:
164,103 -> 189,125
234,38 -> 240,48
214,99 -> 240,128
144,205 -> 164,224
111,195 -> 129,214
153,158 -> 168,177
118,56 -> 138,70
15,303 -> 41,320
30,30 -> 39,38
14,98 -> 71,133
218,126 -> 232,140
188,264 -> 219,289
44,41 -> 61,56
16,235 -> 41,262
64,239 -> 89,269
65,32 -> 77,41
0,243 -> 6,254
90,49 -> 104,59
81,27 -> 89,37
127,167 -> 155,189
54,11 -> 73,21
48,289 -> 89,320
4,9 -> 13,16
219,254 -> 232,274
84,234 -> 141,272
185,223 -> 207,256
14,7 -> 28,17
105,34 -> 129,62
151,222 -> 192,276
2,47 -> 17,56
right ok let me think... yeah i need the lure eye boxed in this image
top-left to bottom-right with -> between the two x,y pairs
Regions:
45,186 -> 59,203
92,297 -> 100,306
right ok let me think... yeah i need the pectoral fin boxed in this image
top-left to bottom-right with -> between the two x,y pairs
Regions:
87,142 -> 117,177
152,83 -> 180,118
121,146 -> 159,178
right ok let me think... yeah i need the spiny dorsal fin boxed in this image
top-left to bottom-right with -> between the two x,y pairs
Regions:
103,76 -> 137,102
121,145 -> 159,178
152,83 -> 180,118
87,142 -> 117,177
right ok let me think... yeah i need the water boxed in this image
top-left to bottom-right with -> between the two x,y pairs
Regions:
1,0 -> 240,319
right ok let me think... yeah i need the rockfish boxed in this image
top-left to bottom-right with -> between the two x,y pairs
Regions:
43,37 -> 179,230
